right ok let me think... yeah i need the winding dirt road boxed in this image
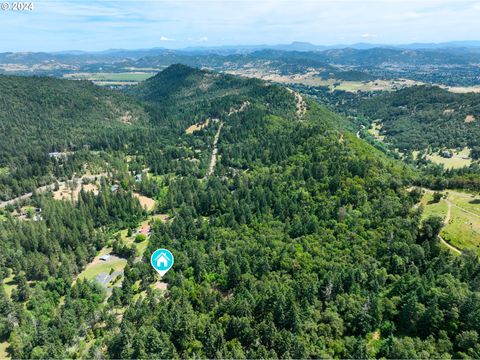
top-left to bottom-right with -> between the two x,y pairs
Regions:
206,122 -> 224,177
438,201 -> 462,254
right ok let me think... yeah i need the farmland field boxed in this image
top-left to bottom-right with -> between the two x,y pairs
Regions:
426,147 -> 472,169
63,72 -> 154,83
420,189 -> 480,255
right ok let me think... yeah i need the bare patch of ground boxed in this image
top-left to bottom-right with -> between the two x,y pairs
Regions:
368,122 -> 385,142
53,181 -> 99,201
465,115 -> 476,123
228,101 -> 250,116
186,119 -> 210,134
444,86 -> 480,94
120,111 -> 133,124
153,281 -> 168,291
133,193 -> 156,212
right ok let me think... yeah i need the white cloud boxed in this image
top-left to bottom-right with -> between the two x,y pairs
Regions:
160,36 -> 173,42
361,33 -> 378,39
198,36 -> 209,42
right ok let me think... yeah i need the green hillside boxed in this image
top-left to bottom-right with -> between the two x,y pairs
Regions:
0,75 -> 149,200
1,66 -> 480,359
352,86 -> 480,153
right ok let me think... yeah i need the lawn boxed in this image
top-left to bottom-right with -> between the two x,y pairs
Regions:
77,255 -> 127,282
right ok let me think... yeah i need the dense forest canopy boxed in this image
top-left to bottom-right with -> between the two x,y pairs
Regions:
348,86 -> 480,152
0,65 -> 479,359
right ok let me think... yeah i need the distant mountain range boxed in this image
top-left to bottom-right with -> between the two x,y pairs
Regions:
49,40 -> 480,56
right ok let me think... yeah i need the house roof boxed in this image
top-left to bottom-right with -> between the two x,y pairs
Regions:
139,224 -> 151,235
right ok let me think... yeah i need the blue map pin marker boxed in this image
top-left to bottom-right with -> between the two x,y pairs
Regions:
151,248 -> 174,277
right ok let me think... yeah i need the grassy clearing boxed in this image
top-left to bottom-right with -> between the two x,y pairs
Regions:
77,253 -> 127,282
367,122 -> 385,142
420,192 -> 449,218
3,272 -> 16,298
420,189 -> 480,255
64,72 -> 153,82
0,341 -> 10,359
442,206 -> 480,253
447,191 -> 480,216
427,147 -> 472,169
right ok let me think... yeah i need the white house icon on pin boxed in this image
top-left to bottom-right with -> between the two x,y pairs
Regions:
155,253 -> 169,269
151,248 -> 174,277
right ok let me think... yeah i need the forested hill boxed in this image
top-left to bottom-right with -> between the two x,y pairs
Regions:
344,85 -> 480,153
0,75 -> 148,163
131,63 -> 297,119
0,75 -> 149,200
2,65 -> 480,359
133,63 -> 255,101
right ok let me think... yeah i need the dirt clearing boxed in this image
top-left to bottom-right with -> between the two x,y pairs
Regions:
134,193 -> 156,211
465,115 -> 476,123
186,119 -> 209,134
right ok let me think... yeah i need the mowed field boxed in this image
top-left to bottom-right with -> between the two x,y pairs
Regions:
420,189 -> 480,255
63,72 -> 154,85
426,147 -> 472,170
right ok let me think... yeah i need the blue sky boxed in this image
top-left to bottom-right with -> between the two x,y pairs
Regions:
1,0 -> 480,51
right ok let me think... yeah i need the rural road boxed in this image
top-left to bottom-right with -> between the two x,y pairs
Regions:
414,187 -> 464,254
0,173 -> 107,209
286,88 -> 306,118
206,122 -> 224,178
204,102 -> 251,179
